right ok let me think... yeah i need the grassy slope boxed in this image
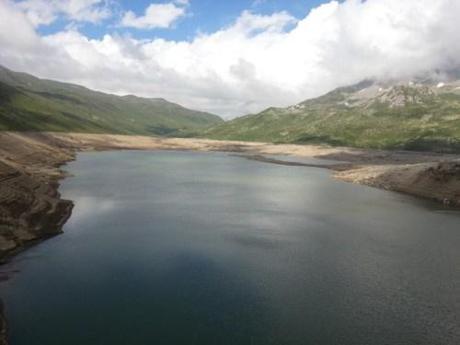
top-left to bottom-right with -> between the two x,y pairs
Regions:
0,66 -> 222,136
205,81 -> 460,152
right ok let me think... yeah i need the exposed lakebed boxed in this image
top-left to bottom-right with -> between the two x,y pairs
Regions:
1,151 -> 459,345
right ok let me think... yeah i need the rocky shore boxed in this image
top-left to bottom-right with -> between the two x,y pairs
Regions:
336,161 -> 460,206
0,133 -> 75,262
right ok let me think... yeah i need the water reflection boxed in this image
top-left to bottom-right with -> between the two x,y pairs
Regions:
66,196 -> 117,225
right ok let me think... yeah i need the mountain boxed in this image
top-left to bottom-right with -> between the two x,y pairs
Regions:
205,79 -> 460,152
0,65 -> 222,136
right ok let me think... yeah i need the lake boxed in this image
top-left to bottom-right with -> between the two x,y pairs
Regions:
1,151 -> 459,345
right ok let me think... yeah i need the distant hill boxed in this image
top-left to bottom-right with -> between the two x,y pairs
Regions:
0,65 -> 222,136
205,79 -> 460,152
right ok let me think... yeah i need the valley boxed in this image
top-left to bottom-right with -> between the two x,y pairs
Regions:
2,1 -> 460,344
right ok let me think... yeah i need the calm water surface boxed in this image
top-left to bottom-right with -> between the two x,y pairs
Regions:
1,151 -> 459,345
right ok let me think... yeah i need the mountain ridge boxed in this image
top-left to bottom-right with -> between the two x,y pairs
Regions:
205,77 -> 460,152
0,65 -> 223,136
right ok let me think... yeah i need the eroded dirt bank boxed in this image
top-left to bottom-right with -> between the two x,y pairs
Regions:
0,133 -> 75,262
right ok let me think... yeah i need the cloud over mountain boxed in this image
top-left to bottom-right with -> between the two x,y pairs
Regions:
1,0 -> 460,118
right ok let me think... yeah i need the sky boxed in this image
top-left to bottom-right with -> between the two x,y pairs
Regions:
1,0 -> 460,118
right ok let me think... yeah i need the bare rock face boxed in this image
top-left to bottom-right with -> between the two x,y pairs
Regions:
424,161 -> 460,205
0,160 -> 73,260
0,133 -> 76,261
428,161 -> 460,180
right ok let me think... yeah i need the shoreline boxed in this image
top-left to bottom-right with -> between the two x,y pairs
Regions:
0,131 -> 459,344
1,131 -> 459,263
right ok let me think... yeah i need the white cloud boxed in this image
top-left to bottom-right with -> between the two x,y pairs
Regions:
121,2 -> 187,29
1,0 -> 460,118
16,0 -> 112,26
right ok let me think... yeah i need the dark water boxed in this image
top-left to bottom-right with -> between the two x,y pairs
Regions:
1,151 -> 459,345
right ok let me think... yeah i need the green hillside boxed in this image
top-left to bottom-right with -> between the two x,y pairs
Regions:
205,80 -> 460,152
0,65 -> 222,136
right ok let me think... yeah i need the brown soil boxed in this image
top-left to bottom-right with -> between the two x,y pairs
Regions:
0,132 -> 75,262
